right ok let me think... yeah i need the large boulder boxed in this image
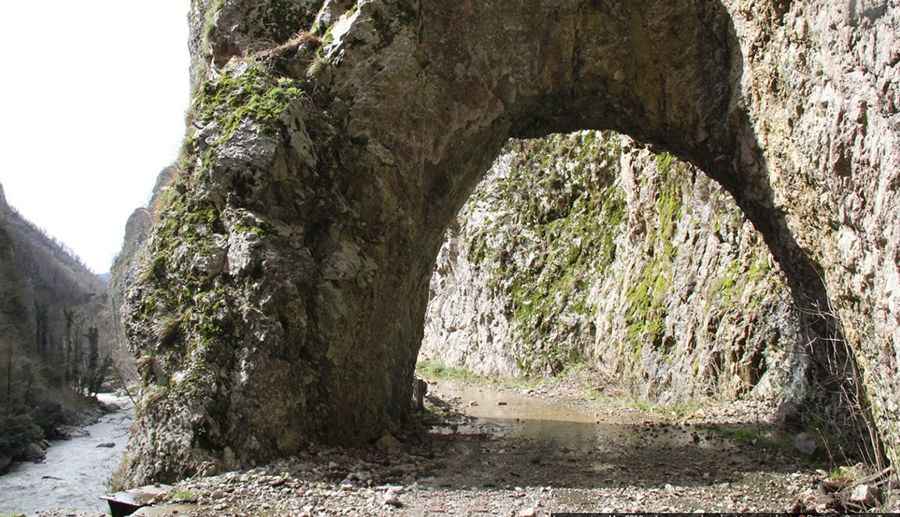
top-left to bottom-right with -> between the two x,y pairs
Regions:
20,442 -> 45,463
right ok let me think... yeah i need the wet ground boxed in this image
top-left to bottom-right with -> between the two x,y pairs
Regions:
106,374 -> 865,516
0,394 -> 133,516
405,380 -> 823,513
29,374 -> 899,515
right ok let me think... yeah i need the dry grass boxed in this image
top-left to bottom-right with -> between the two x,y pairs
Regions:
795,294 -> 888,474
256,31 -> 322,60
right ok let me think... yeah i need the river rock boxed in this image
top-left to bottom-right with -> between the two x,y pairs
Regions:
793,433 -> 818,456
97,442 -> 116,448
383,487 -> 403,507
100,401 -> 121,413
21,443 -> 45,462
849,484 -> 880,507
59,425 -> 90,439
375,433 -> 401,452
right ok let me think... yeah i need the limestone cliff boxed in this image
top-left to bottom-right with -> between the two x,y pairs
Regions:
422,132 -> 806,405
109,167 -> 177,382
119,0 -> 900,485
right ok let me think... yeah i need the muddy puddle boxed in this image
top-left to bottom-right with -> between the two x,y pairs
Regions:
431,382 -> 712,451
422,381 -> 802,490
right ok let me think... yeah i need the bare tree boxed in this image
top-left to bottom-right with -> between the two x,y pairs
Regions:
0,323 -> 15,413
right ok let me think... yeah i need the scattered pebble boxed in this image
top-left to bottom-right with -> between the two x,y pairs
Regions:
34,377 -> 889,517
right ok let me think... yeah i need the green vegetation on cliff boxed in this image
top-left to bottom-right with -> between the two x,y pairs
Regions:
464,132 -> 628,374
623,153 -> 683,358
193,65 -> 305,144
423,131 -> 799,408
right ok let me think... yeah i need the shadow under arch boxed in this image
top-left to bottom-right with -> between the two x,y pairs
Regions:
407,0 -> 874,455
119,0 -> 879,486
410,1 -> 878,447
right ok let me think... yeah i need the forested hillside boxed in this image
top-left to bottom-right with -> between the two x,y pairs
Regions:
0,181 -> 117,471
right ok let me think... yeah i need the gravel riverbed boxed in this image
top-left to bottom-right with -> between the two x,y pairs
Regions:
34,376 -> 899,516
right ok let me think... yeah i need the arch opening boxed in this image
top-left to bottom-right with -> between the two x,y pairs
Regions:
117,0 -> 886,487
409,118 -> 885,497
417,130 -> 803,398
414,127 -> 875,469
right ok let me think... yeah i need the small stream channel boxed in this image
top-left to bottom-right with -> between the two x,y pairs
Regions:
0,394 -> 134,515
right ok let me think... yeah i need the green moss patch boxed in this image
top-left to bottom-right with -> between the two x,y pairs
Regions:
193,64 -> 305,145
464,132 -> 629,374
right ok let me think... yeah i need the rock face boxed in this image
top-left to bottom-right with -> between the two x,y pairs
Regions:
421,132 -> 805,404
119,0 -> 900,485
109,167 -> 177,383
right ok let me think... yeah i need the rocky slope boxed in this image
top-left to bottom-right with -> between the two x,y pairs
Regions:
118,0 -> 899,485
421,132 -> 805,405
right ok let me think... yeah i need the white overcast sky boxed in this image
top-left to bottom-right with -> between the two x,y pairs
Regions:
0,2 -> 191,273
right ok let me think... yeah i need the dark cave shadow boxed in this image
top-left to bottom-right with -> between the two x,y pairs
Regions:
707,104 -> 882,463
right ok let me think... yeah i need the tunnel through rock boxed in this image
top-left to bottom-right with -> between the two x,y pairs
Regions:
118,0 -> 891,487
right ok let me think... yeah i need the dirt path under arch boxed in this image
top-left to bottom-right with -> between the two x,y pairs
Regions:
49,371 -> 899,516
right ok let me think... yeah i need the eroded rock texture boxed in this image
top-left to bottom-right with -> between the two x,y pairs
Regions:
421,133 -> 806,405
109,167 -> 177,383
119,0 -> 900,485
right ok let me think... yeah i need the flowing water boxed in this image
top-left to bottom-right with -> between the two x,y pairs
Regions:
0,394 -> 134,515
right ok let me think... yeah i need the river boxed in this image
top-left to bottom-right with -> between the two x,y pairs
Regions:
0,394 -> 134,516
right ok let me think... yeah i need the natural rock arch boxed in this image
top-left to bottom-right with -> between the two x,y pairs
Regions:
118,0 -> 899,486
